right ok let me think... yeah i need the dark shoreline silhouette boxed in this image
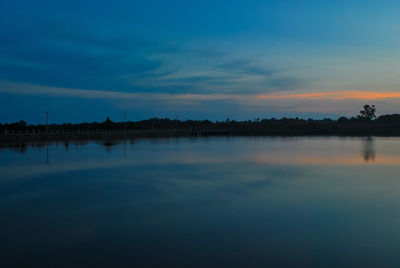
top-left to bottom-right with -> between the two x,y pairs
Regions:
2,112 -> 400,144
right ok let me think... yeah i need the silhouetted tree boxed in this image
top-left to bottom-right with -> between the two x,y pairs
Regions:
337,117 -> 348,123
104,117 -> 112,124
359,104 -> 376,120
102,116 -> 115,129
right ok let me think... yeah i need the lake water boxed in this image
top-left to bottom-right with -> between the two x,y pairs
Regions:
1,137 -> 400,267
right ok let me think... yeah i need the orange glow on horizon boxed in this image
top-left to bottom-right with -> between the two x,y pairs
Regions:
255,91 -> 400,101
2,81 -> 400,103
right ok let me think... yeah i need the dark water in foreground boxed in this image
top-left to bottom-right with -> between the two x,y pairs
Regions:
1,137 -> 400,267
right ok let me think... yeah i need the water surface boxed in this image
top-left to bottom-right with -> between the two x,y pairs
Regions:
1,137 -> 400,267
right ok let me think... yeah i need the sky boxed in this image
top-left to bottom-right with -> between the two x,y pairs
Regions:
1,0 -> 400,123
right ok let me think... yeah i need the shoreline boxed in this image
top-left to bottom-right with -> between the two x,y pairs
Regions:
0,129 -> 398,146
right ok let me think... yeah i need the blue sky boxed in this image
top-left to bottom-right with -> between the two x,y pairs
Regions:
1,0 -> 400,123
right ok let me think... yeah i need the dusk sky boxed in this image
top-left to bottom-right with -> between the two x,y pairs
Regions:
1,0 -> 400,123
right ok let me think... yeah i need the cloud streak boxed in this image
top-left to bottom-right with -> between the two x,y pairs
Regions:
0,18 -> 310,95
2,81 -> 400,103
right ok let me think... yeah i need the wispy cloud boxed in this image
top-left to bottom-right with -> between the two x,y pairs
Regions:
2,81 -> 400,103
219,59 -> 277,77
0,17 -> 311,95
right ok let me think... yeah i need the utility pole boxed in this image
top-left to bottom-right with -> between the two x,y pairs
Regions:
123,112 -> 127,132
45,112 -> 49,133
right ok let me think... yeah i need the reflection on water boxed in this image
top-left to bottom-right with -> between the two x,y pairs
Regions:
0,137 -> 387,167
101,140 -> 118,154
1,137 -> 400,267
362,137 -> 376,162
46,144 -> 49,165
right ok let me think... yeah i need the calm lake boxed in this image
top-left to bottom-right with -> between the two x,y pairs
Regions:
1,137 -> 400,267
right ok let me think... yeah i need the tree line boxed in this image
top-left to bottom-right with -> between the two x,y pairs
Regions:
3,105 -> 400,136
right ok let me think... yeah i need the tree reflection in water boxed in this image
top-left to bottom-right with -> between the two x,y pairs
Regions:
362,136 -> 376,162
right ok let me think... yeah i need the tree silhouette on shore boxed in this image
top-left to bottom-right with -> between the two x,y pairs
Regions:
359,104 -> 376,120
5,104 -> 400,137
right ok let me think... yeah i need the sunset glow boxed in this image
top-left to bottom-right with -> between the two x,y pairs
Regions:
255,91 -> 400,101
2,0 -> 400,122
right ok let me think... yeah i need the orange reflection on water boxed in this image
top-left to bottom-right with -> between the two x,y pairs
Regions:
253,154 -> 400,166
